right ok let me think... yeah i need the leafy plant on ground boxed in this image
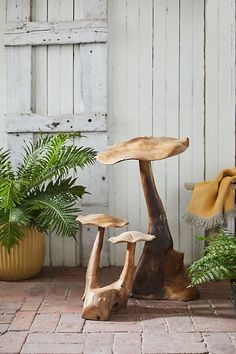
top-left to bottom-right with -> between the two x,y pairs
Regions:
0,132 -> 96,249
188,228 -> 236,286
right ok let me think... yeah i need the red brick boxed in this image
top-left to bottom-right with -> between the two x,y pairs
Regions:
57,313 -> 85,332
0,313 -> 14,324
21,343 -> 84,353
84,333 -> 113,354
27,332 -> 86,343
30,313 -> 60,332
0,331 -> 28,353
137,299 -> 187,309
203,333 -> 236,354
187,299 -> 211,308
39,303 -> 82,314
0,300 -> 22,311
109,313 -> 140,322
84,320 -> 142,333
67,287 -> 84,302
46,285 -> 69,300
113,333 -> 142,354
192,314 -> 236,332
29,285 -> 48,296
143,332 -> 207,354
9,311 -> 36,331
210,299 -> 236,316
142,316 -> 168,334
166,315 -> 195,333
21,296 -> 44,311
0,324 -> 9,333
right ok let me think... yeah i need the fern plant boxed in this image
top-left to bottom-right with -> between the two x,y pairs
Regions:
0,132 -> 96,249
188,228 -> 236,286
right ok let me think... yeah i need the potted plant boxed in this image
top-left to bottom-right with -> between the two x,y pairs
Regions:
188,228 -> 236,311
0,132 -> 96,280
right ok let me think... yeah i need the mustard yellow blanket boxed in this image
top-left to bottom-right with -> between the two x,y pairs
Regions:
184,167 -> 236,230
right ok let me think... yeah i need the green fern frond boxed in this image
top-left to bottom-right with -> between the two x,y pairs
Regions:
36,177 -> 86,201
188,229 -> 236,286
0,210 -> 25,249
17,133 -> 96,190
0,179 -> 23,208
0,132 -> 95,248
24,194 -> 80,237
0,149 -> 14,179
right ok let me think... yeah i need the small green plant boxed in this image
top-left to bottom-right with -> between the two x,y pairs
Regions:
0,132 -> 96,249
188,228 -> 236,286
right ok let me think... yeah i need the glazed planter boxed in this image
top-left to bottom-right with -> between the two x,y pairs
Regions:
0,228 -> 45,281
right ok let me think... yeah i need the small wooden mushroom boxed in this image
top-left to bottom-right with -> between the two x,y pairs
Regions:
109,231 -> 155,297
83,230 -> 154,320
97,136 -> 199,301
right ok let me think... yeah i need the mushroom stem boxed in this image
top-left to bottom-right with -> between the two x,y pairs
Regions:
84,226 -> 105,297
139,160 -> 173,250
117,243 -> 136,293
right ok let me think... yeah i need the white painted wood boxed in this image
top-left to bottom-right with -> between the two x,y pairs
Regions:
179,0 -> 205,264
120,0 -> 140,266
107,0 -> 128,266
74,0 -> 106,19
0,0 -> 7,150
153,0 -> 180,250
6,0 -> 33,168
205,0 -> 235,179
79,132 -> 109,266
74,1 -> 108,267
46,0 -> 74,266
5,19 -> 107,46
205,0 -> 235,238
108,0 -> 153,265
79,44 -> 107,112
31,0 -> 50,265
6,0 -> 31,22
6,112 -> 107,132
6,19 -> 107,31
108,0 -> 235,266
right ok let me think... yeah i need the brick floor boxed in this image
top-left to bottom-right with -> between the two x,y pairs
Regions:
0,267 -> 235,354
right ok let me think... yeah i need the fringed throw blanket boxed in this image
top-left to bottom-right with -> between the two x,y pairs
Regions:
184,167 -> 236,230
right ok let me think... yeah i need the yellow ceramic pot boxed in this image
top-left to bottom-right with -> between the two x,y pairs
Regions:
0,228 -> 45,281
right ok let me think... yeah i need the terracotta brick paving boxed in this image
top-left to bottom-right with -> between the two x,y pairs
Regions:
0,267 -> 235,353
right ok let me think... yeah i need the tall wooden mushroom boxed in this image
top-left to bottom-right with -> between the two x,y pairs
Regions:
97,137 -> 199,301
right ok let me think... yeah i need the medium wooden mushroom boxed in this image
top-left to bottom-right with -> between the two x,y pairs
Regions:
76,214 -> 128,303
97,136 -> 199,301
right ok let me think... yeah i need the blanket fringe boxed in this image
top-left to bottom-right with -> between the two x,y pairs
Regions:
183,209 -> 236,230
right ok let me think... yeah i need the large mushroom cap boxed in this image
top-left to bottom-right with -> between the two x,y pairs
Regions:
96,136 -> 189,165
76,214 -> 128,228
109,231 -> 156,244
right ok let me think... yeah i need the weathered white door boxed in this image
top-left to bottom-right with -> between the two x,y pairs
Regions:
3,0 -> 108,266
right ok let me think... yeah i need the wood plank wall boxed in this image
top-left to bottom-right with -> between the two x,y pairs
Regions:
0,0 -> 235,266
108,0 -> 235,265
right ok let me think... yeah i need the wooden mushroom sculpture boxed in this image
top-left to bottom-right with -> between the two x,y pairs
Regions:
97,136 -> 199,301
109,231 -> 155,299
76,213 -> 128,320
